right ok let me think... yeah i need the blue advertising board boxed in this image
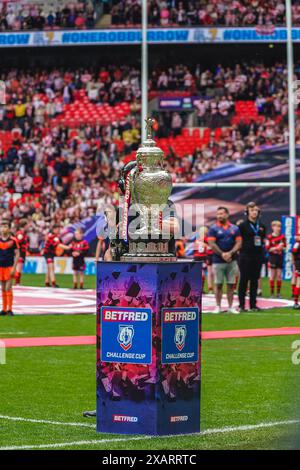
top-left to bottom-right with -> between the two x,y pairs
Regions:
161,307 -> 199,364
100,306 -> 152,364
4,27 -> 300,48
281,216 -> 296,280
159,96 -> 200,111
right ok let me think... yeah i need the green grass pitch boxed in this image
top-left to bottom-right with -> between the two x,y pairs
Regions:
0,275 -> 300,450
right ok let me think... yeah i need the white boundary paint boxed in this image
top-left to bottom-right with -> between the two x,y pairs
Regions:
0,341 -> 5,365
0,415 -> 299,450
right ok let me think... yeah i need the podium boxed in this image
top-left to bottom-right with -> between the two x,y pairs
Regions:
96,260 -> 202,436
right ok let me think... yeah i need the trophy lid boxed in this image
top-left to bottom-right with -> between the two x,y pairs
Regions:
136,117 -> 164,164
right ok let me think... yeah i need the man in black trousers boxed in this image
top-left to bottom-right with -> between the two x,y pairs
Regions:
238,202 -> 266,311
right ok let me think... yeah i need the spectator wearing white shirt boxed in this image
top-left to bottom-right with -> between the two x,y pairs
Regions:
157,72 -> 169,90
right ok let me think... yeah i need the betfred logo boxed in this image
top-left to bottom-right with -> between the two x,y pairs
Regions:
164,309 -> 196,322
113,415 -> 138,423
102,307 -> 149,322
170,415 -> 189,423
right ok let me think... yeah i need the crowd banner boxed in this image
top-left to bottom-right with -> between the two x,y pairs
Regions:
2,27 -> 300,47
23,256 -> 96,275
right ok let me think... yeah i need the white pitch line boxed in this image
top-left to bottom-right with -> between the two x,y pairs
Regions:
0,415 -> 95,429
0,417 -> 299,450
0,332 -> 26,336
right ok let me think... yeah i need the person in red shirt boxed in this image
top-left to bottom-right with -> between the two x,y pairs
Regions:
292,236 -> 300,309
65,228 -> 90,289
99,69 -> 109,83
0,219 -> 20,316
266,221 -> 286,298
32,169 -> 43,194
14,219 -> 29,285
291,261 -> 298,299
43,224 -> 68,288
193,226 -> 214,294
75,14 -> 86,28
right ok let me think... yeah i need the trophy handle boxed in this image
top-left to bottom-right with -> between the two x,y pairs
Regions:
130,168 -> 138,204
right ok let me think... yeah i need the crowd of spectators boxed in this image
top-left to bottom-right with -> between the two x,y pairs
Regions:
0,119 -> 124,251
0,59 -> 299,241
111,0 -> 300,28
168,118 -> 296,182
2,1 -> 300,31
0,1 -> 98,31
0,65 -> 141,131
152,61 -> 290,127
0,61 -> 290,130
0,112 -> 296,247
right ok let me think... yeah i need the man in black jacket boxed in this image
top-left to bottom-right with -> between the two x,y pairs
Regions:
238,202 -> 266,311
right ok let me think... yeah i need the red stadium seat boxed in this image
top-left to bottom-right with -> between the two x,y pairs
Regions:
182,128 -> 190,137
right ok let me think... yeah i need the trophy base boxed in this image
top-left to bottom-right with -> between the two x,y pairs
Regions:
120,240 -> 177,263
121,254 -> 177,263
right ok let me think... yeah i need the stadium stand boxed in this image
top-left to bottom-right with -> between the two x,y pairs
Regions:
0,0 -> 100,30
110,0 -> 299,28
0,58 -> 299,244
1,1 -> 300,30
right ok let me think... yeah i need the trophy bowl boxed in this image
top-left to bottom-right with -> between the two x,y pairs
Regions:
121,118 -> 177,262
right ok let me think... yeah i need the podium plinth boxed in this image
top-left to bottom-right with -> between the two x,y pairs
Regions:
96,261 -> 202,435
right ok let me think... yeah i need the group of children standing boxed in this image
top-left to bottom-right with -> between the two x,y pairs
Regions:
43,225 -> 89,289
0,220 -> 90,316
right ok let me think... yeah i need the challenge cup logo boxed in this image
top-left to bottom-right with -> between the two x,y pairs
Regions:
174,325 -> 187,351
117,325 -> 134,351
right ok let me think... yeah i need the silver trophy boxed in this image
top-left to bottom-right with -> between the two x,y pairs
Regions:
121,118 -> 177,262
